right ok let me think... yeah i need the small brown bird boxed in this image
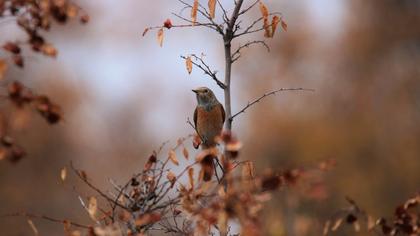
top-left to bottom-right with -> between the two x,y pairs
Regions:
192,87 -> 225,149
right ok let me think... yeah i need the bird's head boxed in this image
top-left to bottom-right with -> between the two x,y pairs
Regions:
192,87 -> 218,106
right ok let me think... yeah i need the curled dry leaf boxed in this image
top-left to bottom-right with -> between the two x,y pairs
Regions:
167,171 -> 177,188
242,161 -> 255,179
142,28 -> 149,37
87,196 -> 98,220
41,44 -> 58,57
186,56 -> 193,74
182,147 -> 189,160
271,16 -> 280,37
60,167 -> 67,182
188,167 -> 194,189
157,28 -> 164,47
259,2 -> 269,18
0,59 -> 7,80
208,0 -> 216,19
135,213 -> 161,227
27,219 -> 39,235
193,134 -> 201,149
168,149 -> 179,165
191,0 -> 198,25
281,18 -> 288,31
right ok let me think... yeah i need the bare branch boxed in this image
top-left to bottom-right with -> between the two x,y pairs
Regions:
233,12 -> 282,38
229,88 -> 315,121
70,162 -> 129,211
181,55 -> 226,89
171,13 -> 219,31
217,0 -> 229,24
238,0 -> 260,16
177,0 -> 224,34
1,212 -> 90,229
232,40 -> 270,63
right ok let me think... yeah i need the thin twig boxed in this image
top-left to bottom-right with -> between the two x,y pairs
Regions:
232,40 -> 270,62
233,12 -> 282,38
181,55 -> 226,89
1,212 -> 90,229
229,88 -> 315,121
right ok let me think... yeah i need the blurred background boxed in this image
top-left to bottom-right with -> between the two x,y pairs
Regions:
0,0 -> 419,235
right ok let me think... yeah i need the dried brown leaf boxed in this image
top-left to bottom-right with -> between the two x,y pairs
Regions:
182,147 -> 189,160
323,220 -> 331,236
27,219 -> 39,235
208,0 -> 216,19
281,18 -> 288,31
191,0 -> 199,25
242,161 -> 255,179
188,167 -> 194,189
259,2 -> 269,18
87,196 -> 98,220
167,171 -> 177,188
186,56 -> 193,74
142,28 -> 149,37
157,28 -> 164,47
331,218 -> 343,231
271,16 -> 280,37
41,44 -> 58,57
135,213 -> 161,227
263,18 -> 271,38
0,59 -> 7,80
168,149 -> 179,165
60,167 -> 67,182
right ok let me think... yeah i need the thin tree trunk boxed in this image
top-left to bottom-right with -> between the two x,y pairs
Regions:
224,39 -> 232,131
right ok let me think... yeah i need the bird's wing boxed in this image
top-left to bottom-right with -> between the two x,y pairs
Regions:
193,106 -> 198,128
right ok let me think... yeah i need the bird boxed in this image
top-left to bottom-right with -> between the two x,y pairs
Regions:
192,87 -> 225,149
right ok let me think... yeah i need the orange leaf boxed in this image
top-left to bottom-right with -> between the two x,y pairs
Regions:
188,167 -> 194,189
263,18 -> 271,38
242,161 -> 255,179
271,16 -> 280,37
27,219 -> 39,235
41,44 -> 58,57
208,0 -> 216,19
167,171 -> 176,188
185,56 -> 193,74
191,0 -> 199,25
0,59 -> 7,80
135,213 -> 161,227
157,28 -> 164,47
60,167 -> 67,182
182,147 -> 189,160
168,149 -> 179,165
142,28 -> 149,37
259,2 -> 269,18
281,19 -> 288,31
87,197 -> 98,221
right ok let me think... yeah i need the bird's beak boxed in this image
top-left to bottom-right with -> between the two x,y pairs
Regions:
192,89 -> 198,94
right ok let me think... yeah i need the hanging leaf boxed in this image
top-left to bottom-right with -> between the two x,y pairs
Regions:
167,171 -> 176,188
182,147 -> 189,160
242,161 -> 255,179
185,56 -> 193,74
168,149 -> 179,165
208,0 -> 216,19
87,197 -> 98,220
0,59 -> 7,80
41,44 -> 58,57
259,2 -> 269,18
271,16 -> 280,37
60,167 -> 67,182
142,28 -> 149,37
27,219 -> 39,235
188,167 -> 194,189
281,18 -> 288,31
191,0 -> 199,25
157,28 -> 164,47
263,18 -> 271,38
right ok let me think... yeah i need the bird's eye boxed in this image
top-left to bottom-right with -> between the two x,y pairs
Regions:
204,89 -> 208,93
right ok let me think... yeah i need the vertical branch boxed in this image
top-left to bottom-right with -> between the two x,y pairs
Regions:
223,0 -> 244,131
